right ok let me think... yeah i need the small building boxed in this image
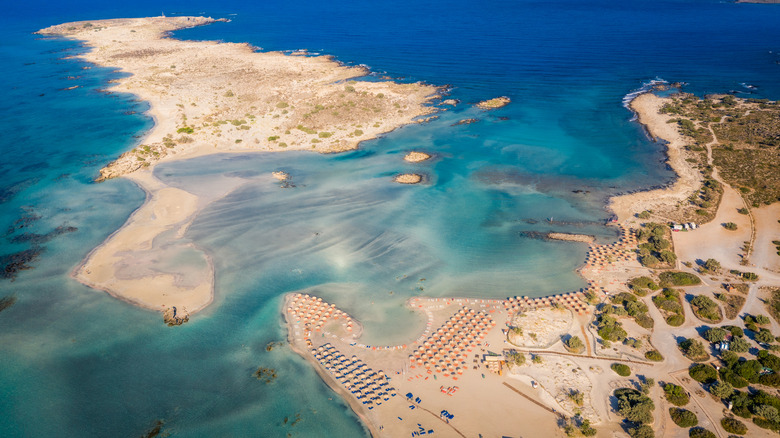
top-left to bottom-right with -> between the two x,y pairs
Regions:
483,355 -> 504,375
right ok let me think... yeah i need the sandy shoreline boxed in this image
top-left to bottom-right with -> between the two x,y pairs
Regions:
40,16 -> 442,317
609,93 -> 703,223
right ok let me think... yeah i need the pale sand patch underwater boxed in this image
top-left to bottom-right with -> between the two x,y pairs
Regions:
39,16 -> 441,317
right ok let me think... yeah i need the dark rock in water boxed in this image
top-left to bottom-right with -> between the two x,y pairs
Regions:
6,210 -> 42,235
497,116 -> 510,121
0,295 -> 17,313
140,420 -> 165,438
1,247 -> 44,280
518,231 -> 549,240
0,178 -> 39,204
266,341 -> 284,352
572,189 -> 591,194
162,306 -> 189,326
9,225 -> 77,245
280,181 -> 297,189
452,118 -> 479,126
254,367 -> 278,383
523,219 -> 539,225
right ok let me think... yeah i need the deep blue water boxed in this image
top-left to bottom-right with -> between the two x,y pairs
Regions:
2,0 -> 780,436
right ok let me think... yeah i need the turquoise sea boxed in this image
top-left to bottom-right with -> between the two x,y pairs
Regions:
2,0 -> 780,436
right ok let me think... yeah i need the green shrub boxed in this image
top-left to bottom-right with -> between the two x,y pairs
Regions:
177,126 -> 194,134
721,417 -> 747,435
680,338 -> 709,361
659,271 -> 701,286
664,383 -> 689,406
318,131 -> 332,138
615,388 -> 654,424
689,363 -> 718,383
724,222 -> 738,231
667,314 -> 685,326
630,276 -> 660,291
645,350 -> 664,362
565,336 -> 584,353
688,427 -> 716,438
690,295 -> 722,322
611,363 -> 631,376
710,380 -> 734,399
703,326 -> 728,343
628,425 -> 654,438
669,407 -> 698,427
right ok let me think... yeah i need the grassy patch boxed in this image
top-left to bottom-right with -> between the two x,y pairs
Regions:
659,271 -> 701,287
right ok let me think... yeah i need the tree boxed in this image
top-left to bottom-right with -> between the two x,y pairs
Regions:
664,383 -> 689,406
628,424 -> 654,438
721,416 -> 748,435
703,258 -> 721,272
566,336 -> 584,352
660,250 -> 677,264
611,363 -> 631,376
703,327 -> 728,343
689,363 -> 718,383
680,338 -> 709,360
724,222 -> 738,231
688,427 -> 716,438
755,404 -> 780,422
669,407 -> 698,427
730,336 -> 750,353
709,380 -> 734,399
615,388 -> 655,424
721,350 -> 740,367
756,329 -> 776,345
580,419 -> 597,437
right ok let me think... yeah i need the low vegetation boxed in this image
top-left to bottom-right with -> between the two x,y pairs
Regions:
721,416 -> 748,435
689,363 -> 718,383
659,271 -> 701,287
688,427 -> 716,438
715,292 -> 746,319
652,288 -> 686,326
564,335 -> 585,354
669,407 -> 698,427
611,363 -> 631,376
729,389 -> 780,431
607,292 -> 654,329
644,350 -> 663,362
636,223 -> 675,267
690,294 -> 723,323
663,383 -> 689,406
628,276 -> 660,296
614,387 -> 654,427
766,288 -> 780,324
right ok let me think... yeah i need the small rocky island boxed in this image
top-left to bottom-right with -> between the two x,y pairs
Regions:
476,96 -> 511,109
403,151 -> 431,163
394,173 -> 423,184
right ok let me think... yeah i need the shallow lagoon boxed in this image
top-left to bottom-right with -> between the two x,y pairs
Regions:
2,0 -> 780,436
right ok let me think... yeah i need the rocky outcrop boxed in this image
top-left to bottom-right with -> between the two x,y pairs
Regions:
394,173 -> 423,184
403,151 -> 431,163
452,118 -> 479,126
475,96 -> 511,110
163,306 -> 189,326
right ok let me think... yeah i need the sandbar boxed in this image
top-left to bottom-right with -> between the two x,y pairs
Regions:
39,16 -> 441,317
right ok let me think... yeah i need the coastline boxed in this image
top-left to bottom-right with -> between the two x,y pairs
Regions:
40,16 -> 442,317
609,92 -> 702,223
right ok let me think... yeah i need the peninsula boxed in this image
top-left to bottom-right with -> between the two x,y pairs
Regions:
38,16 -> 440,316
